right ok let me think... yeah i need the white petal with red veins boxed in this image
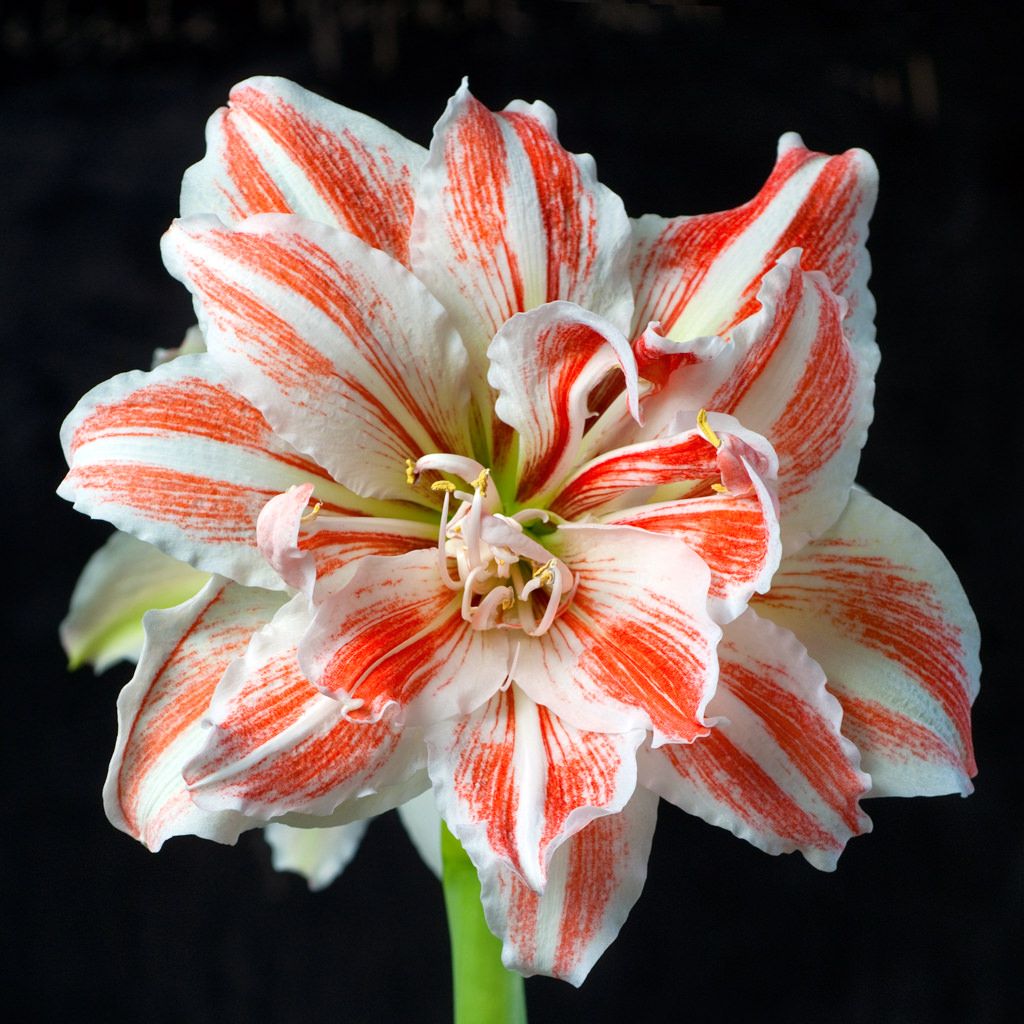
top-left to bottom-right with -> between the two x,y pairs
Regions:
426,684 -> 644,891
103,577 -> 287,850
181,76 -> 425,265
479,783 -> 659,986
753,489 -> 980,797
162,214 -> 474,502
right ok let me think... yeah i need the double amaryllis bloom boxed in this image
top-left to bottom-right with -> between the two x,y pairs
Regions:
59,77 -> 979,985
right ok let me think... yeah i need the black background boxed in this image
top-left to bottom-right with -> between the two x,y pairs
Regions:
3,3 -> 1020,1022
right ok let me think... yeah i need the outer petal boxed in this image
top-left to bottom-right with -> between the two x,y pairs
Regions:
640,609 -> 871,870
753,489 -> 980,797
486,301 -> 640,504
299,550 -> 511,725
410,81 -> 634,369
61,531 -> 209,671
162,214 -> 473,502
643,253 -> 878,552
480,784 -> 659,986
185,593 -> 426,822
264,820 -> 369,891
181,76 -> 425,265
58,354 -> 392,590
515,524 -> 720,745
631,133 -> 877,349
425,684 -> 644,891
103,577 -> 287,850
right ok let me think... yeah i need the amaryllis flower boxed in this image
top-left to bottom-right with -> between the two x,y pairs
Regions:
59,77 -> 979,985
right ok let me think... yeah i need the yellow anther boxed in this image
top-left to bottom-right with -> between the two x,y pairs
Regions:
532,558 -> 556,586
471,467 -> 491,494
405,458 -> 416,485
711,483 -> 728,493
697,409 -> 721,449
501,593 -> 516,611
431,480 -> 457,493
301,500 -> 323,522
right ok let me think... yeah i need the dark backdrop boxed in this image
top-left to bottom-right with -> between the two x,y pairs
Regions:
3,3 -> 1019,1022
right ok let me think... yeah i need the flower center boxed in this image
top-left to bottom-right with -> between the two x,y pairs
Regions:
411,454 -> 574,636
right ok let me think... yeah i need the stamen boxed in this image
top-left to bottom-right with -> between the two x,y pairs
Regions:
471,467 -> 491,495
434,488 -> 461,590
697,408 -> 721,449
712,483 -> 728,493
431,480 -> 457,493
405,458 -> 416,485
301,500 -> 323,522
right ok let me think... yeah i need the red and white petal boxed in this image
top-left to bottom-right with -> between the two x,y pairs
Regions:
425,684 -> 644,891
61,531 -> 209,671
640,609 -> 871,870
181,76 -> 425,265
410,81 -> 634,369
551,412 -> 775,522
486,302 -> 639,504
480,784 -> 659,986
103,577 -> 287,850
264,820 -> 369,891
184,593 -> 426,821
516,524 -> 719,745
753,489 -> 980,797
59,355 -> 378,590
608,450 -> 781,624
299,550 -> 511,725
162,214 -> 473,502
631,133 -> 877,348
257,483 -> 435,598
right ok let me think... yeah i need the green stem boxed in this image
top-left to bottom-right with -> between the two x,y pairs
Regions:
441,824 -> 528,1024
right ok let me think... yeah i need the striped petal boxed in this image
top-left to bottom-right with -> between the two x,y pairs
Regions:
185,593 -> 427,822
58,355 -> 384,590
480,784 -> 658,986
161,214 -> 474,502
103,577 -> 287,850
299,550 -> 511,725
486,301 -> 640,504
61,531 -> 209,671
410,80 -> 634,372
257,482 -> 435,599
631,133 -> 877,349
425,684 -> 644,891
515,524 -> 719,744
640,608 -> 871,870
645,252 -> 877,552
753,489 -> 980,797
181,76 -> 425,265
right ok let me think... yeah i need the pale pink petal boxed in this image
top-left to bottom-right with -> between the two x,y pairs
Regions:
486,301 -> 640,504
58,355 -> 386,590
61,531 -> 209,671
299,550 -> 511,725
410,81 -> 634,371
185,593 -> 427,821
631,133 -> 877,349
103,577 -> 287,850
181,76 -> 425,264
480,784 -> 659,986
257,482 -> 435,598
264,820 -> 369,891
425,684 -> 644,891
515,524 -> 719,744
753,489 -> 980,797
161,214 -> 473,502
640,609 -> 871,870
641,253 -> 878,552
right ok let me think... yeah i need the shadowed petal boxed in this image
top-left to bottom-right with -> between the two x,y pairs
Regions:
264,820 -> 370,891
753,489 -> 980,797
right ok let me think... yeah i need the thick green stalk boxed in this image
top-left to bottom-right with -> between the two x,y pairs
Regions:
441,824 -> 528,1024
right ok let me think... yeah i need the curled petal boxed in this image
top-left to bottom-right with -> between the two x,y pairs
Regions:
479,784 -> 659,986
640,609 -> 871,870
185,593 -> 427,822
426,684 -> 644,891
181,75 -> 425,264
753,489 -> 980,797
264,820 -> 370,891
162,214 -> 473,502
103,577 -> 287,850
299,550 -> 511,725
